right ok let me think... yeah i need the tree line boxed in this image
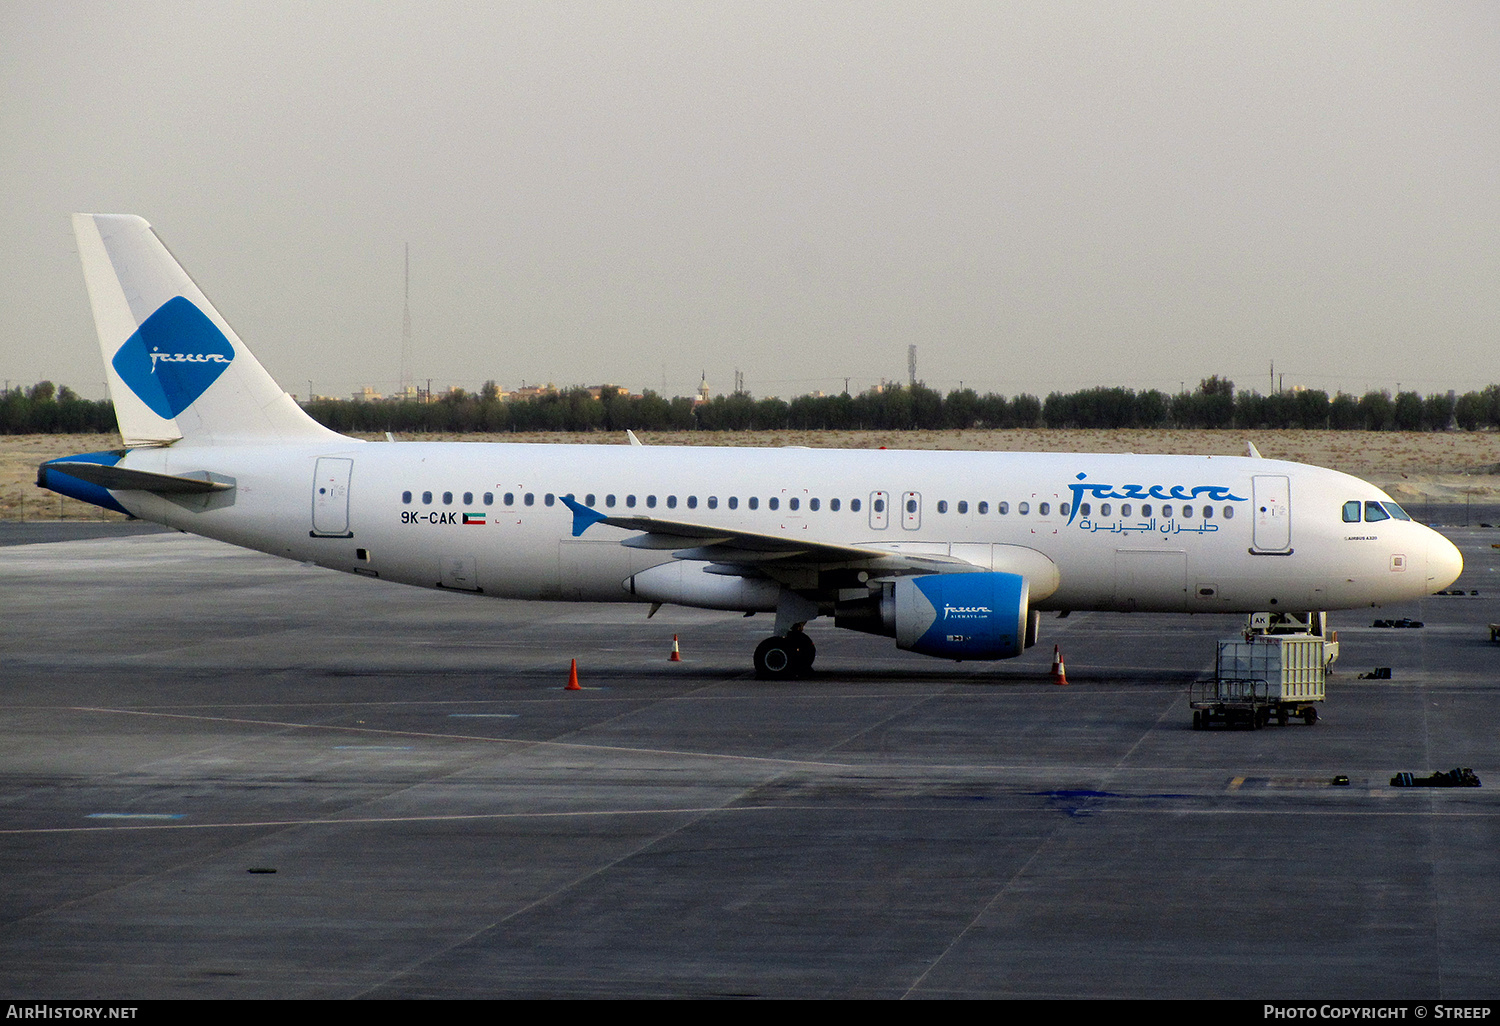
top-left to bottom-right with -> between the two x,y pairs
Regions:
0,382 -> 117,434
303,378 -> 1500,434
7,377 -> 1500,435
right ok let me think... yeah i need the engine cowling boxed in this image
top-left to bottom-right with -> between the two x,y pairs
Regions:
895,572 -> 1031,660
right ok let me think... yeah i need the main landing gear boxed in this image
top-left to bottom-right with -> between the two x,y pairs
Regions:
754,628 -> 816,679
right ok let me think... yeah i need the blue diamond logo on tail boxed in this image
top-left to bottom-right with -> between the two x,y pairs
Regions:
111,297 -> 235,419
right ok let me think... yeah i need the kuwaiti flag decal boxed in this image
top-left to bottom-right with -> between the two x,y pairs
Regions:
463,512 -> 486,525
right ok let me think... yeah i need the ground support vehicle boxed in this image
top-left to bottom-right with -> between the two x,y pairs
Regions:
1191,635 -> 1326,729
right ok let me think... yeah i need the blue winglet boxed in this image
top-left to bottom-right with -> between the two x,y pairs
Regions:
560,494 -> 608,537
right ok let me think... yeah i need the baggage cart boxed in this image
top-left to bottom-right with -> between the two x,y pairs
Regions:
1191,636 -> 1325,729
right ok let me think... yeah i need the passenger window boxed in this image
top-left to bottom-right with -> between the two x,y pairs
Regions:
1203,506 -> 1212,519
749,497 -> 759,510
1060,503 -> 1070,517
504,492 -> 514,506
1222,506 -> 1233,519
769,497 -> 778,510
524,493 -> 533,506
937,500 -> 948,514
687,496 -> 697,509
873,498 -> 883,513
605,494 -> 616,508
646,495 -> 656,508
422,491 -> 432,504
1343,501 -> 1361,523
1182,505 -> 1192,518
1139,504 -> 1148,517
1161,505 -> 1171,517
829,498 -> 839,511
978,501 -> 988,514
958,501 -> 967,514
1120,504 -> 1131,517
1099,503 -> 1109,516
463,492 -> 473,505
1040,502 -> 1051,516
789,498 -> 798,511
1019,502 -> 1030,515
1364,501 -> 1390,523
998,502 -> 1009,514
402,491 -> 412,504
708,496 -> 718,509
810,498 -> 820,511
728,497 -> 738,509
544,494 -> 555,506
906,498 -> 917,513
585,494 -> 595,506
443,491 -> 454,505
850,498 -> 860,512
667,496 -> 676,509
484,492 -> 494,505
626,495 -> 636,508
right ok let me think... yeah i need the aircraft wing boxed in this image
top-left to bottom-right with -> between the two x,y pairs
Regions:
561,495 -> 984,576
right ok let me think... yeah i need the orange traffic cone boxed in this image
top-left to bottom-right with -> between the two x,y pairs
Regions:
669,635 -> 682,662
1051,645 -> 1068,686
566,658 -> 581,690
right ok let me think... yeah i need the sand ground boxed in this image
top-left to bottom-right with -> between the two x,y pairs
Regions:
6,428 -> 1497,521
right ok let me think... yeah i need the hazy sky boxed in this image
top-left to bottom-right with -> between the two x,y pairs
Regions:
3,1 -> 1498,402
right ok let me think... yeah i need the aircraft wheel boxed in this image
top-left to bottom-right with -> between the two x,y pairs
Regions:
754,637 -> 796,679
788,631 -> 816,673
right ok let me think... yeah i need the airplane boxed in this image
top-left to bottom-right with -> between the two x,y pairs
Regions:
38,214 -> 1464,678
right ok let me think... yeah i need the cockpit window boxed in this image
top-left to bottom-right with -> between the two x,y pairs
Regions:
1364,501 -> 1390,523
1384,502 -> 1412,521
1343,500 -> 1361,523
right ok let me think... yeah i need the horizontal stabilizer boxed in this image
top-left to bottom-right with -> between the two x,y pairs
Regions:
41,461 -> 232,494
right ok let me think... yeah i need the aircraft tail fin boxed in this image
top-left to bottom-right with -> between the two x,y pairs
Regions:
72,214 -> 344,447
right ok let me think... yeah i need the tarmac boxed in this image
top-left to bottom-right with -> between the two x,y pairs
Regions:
1,518 -> 1498,999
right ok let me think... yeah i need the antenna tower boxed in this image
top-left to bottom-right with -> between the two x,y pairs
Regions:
400,243 -> 413,395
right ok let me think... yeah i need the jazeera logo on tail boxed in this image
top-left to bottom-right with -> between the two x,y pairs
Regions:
111,296 -> 235,418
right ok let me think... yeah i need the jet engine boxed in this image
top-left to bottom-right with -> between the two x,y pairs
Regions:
835,571 -> 1033,660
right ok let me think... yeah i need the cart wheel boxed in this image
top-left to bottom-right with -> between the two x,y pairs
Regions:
1193,711 -> 1202,730
1277,709 -> 1288,726
1303,706 -> 1318,725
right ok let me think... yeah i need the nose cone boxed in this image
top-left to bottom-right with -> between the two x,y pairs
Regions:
1426,528 -> 1463,593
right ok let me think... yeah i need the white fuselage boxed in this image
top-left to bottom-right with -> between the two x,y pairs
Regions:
108,441 -> 1462,615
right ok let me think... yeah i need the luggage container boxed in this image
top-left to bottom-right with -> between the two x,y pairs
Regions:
1191,635 -> 1325,729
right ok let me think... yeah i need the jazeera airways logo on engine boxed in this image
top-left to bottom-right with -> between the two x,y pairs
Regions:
111,296 -> 234,419
942,603 -> 992,620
